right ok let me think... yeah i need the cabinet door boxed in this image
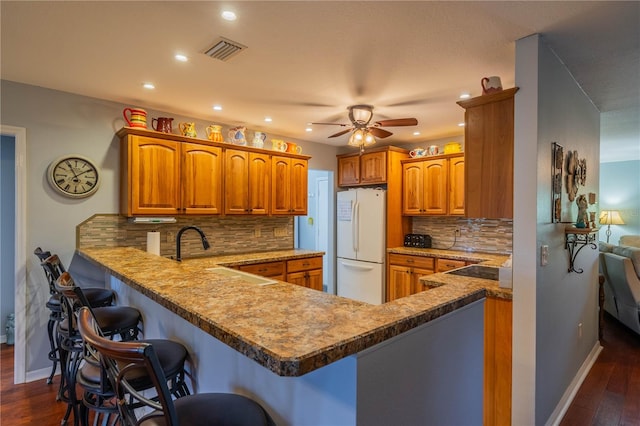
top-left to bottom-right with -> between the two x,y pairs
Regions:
224,150 -> 250,214
289,158 -> 308,215
271,156 -> 292,214
338,156 -> 360,186
360,151 -> 387,184
448,156 -> 465,215
410,267 -> 434,294
248,153 -> 270,215
126,136 -> 181,215
306,269 -> 323,291
388,264 -> 412,301
182,143 -> 222,215
423,159 -> 447,215
402,162 -> 424,215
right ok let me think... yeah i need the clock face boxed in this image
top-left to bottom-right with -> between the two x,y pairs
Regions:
47,155 -> 101,198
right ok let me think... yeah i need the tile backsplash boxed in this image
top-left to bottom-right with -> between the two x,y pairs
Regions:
77,214 -> 294,259
412,217 -> 513,254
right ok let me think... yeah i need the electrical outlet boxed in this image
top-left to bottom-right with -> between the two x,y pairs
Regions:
166,232 -> 175,243
274,227 -> 288,237
541,245 -> 549,266
254,226 -> 261,238
454,227 -> 461,237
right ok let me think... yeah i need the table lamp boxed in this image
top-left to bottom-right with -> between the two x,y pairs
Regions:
599,210 -> 624,243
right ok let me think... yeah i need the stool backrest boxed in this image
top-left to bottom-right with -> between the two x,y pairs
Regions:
54,271 -> 91,340
77,307 -> 179,426
42,254 -> 67,295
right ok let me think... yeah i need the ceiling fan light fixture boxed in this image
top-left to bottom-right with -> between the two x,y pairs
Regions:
348,105 -> 373,125
347,128 -> 376,149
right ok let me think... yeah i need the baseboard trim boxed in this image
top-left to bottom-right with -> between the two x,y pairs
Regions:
25,366 -> 59,383
545,341 -> 603,426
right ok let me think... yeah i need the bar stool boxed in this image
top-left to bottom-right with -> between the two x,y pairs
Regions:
35,249 -> 115,385
57,272 -> 191,426
55,272 -> 142,426
77,307 -> 275,426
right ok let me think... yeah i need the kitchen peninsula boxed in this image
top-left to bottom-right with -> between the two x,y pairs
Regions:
79,246 -> 487,425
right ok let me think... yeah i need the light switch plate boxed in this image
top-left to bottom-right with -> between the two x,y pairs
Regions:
541,245 -> 549,266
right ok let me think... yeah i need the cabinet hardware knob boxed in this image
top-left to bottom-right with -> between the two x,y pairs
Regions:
406,259 -> 414,263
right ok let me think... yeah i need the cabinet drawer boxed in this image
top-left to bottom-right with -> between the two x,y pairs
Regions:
239,261 -> 284,277
388,254 -> 435,270
437,258 -> 467,272
287,256 -> 323,273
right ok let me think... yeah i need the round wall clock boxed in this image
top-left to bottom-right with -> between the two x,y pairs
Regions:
47,155 -> 101,198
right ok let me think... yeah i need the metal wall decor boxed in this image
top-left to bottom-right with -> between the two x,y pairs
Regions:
551,142 -> 564,222
551,142 -> 588,223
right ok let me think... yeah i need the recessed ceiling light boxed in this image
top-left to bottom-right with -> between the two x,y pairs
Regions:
459,93 -> 471,99
458,122 -> 466,127
142,83 -> 155,90
175,54 -> 188,62
213,105 -> 222,111
221,11 -> 237,21
305,128 -> 313,132
264,117 -> 272,122
413,131 -> 420,136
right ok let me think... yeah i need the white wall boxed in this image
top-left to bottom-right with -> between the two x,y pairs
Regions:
0,79 -> 340,374
513,34 -> 601,424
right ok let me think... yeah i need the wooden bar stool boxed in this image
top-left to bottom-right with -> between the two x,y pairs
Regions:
77,307 -> 275,426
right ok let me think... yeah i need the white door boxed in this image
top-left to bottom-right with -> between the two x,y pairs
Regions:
337,258 -> 384,305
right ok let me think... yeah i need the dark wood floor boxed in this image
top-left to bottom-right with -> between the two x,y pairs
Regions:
2,313 -> 640,425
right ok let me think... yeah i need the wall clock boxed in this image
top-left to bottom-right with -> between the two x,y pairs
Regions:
47,155 -> 101,198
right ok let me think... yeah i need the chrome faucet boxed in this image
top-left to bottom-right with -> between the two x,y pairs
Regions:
176,226 -> 210,261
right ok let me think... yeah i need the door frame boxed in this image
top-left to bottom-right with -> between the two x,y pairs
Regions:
1,125 -> 27,383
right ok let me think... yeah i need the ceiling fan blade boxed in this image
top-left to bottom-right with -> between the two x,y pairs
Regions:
311,122 -> 350,126
368,127 -> 393,138
328,128 -> 353,138
374,118 -> 418,127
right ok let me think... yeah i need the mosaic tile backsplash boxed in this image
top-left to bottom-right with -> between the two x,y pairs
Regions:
412,217 -> 513,254
77,214 -> 294,259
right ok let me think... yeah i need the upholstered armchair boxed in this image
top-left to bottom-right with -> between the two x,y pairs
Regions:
600,243 -> 640,334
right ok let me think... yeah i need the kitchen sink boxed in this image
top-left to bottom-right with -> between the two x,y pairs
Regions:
205,267 -> 278,286
444,264 -> 499,281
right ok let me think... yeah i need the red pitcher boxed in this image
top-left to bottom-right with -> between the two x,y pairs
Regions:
152,117 -> 174,133
123,107 -> 147,128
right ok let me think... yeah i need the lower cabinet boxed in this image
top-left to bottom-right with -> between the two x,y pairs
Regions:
436,258 -> 467,272
387,254 -> 435,302
484,297 -> 512,426
238,261 -> 285,281
286,257 -> 323,291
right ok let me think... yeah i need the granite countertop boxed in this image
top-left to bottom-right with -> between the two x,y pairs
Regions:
388,247 -> 513,300
78,247 -> 486,377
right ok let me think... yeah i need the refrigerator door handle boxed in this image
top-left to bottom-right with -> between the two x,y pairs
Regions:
339,260 -> 375,271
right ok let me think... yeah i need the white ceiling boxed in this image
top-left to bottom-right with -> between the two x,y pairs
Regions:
1,1 -> 638,162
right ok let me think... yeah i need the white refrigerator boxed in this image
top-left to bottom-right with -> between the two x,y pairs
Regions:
336,188 -> 386,304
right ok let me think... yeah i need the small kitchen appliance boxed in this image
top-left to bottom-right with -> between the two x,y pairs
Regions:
403,233 -> 432,248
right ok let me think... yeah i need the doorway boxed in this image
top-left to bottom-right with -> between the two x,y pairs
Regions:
0,125 -> 27,383
295,170 -> 335,294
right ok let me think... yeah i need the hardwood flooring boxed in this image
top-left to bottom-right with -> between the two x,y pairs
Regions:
2,313 -> 640,425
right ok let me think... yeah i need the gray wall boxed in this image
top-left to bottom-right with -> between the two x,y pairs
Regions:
0,79 -> 339,373
600,160 -> 640,244
513,35 -> 601,423
1,135 -> 16,340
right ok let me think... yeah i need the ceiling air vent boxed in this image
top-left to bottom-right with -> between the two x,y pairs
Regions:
204,37 -> 247,61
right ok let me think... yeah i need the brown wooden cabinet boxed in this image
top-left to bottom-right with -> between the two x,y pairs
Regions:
120,135 -> 222,216
271,156 -> 308,215
286,256 -> 323,291
436,258 -> 466,272
225,149 -> 270,215
402,154 -> 464,216
484,297 -> 512,426
239,261 -> 285,281
457,88 -> 518,219
387,254 -> 435,301
337,151 -> 387,186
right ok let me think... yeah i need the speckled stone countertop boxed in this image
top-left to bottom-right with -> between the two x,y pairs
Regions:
78,247 -> 486,377
388,247 -> 513,300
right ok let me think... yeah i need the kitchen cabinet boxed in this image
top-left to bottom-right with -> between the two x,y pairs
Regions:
387,254 -> 435,301
271,156 -> 308,215
225,149 -> 270,215
484,296 -> 512,425
436,258 -> 466,272
402,154 -> 464,216
119,134 -> 222,216
337,151 -> 387,186
457,88 -> 518,219
239,261 -> 285,281
286,256 -> 323,291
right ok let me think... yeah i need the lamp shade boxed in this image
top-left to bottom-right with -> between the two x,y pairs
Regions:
599,210 -> 624,225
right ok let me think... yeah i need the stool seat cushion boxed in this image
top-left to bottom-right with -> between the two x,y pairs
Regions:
139,393 -> 273,426
93,306 -> 141,334
46,294 -> 61,310
83,288 -> 115,307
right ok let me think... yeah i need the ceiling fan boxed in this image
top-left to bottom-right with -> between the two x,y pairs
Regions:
312,105 -> 418,150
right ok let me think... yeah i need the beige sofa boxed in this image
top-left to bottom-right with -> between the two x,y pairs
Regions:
600,236 -> 640,334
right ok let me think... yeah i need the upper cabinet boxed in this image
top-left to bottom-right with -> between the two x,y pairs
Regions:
457,88 -> 518,219
118,127 -> 309,217
401,154 -> 464,216
337,149 -> 390,186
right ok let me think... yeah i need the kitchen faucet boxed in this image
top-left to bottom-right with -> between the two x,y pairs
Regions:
175,226 -> 210,261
